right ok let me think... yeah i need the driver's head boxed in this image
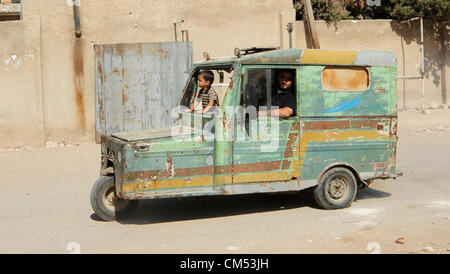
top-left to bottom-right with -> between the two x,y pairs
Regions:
277,70 -> 293,90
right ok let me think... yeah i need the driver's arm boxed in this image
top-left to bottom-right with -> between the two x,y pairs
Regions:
258,107 -> 293,118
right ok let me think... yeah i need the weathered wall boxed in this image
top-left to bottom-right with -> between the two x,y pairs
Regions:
296,20 -> 449,110
1,1 -> 448,149
0,15 -> 45,148
18,0 -> 295,147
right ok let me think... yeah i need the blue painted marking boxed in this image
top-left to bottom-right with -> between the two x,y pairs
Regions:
324,98 -> 363,113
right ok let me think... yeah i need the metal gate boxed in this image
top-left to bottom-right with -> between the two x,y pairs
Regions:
94,42 -> 193,140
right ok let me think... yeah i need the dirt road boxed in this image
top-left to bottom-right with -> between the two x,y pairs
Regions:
1,109 -> 449,254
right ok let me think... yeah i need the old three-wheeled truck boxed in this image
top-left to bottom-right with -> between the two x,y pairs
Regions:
90,47 -> 402,221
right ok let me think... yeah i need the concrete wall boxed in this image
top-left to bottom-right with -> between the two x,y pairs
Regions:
14,0 -> 294,148
1,0 -> 448,148
296,20 -> 449,110
0,15 -> 45,148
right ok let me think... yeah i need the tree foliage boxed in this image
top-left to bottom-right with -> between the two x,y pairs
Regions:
294,0 -> 450,23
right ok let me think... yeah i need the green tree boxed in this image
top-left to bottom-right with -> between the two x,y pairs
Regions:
390,0 -> 450,22
294,0 -> 450,22
294,0 -> 354,22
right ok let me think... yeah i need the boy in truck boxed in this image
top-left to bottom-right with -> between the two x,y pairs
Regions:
187,70 -> 219,114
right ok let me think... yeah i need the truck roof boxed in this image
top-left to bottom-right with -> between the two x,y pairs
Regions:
194,48 -> 396,67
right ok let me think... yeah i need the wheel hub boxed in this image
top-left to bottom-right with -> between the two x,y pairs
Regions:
104,188 -> 129,211
328,177 -> 347,199
105,190 -> 117,206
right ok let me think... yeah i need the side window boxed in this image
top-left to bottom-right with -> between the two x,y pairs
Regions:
240,68 -> 271,109
241,68 -> 297,117
322,66 -> 369,91
179,71 -> 198,107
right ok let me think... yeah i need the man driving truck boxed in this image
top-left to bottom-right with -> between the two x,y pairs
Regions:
258,70 -> 296,118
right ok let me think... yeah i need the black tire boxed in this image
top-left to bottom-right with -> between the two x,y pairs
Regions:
313,167 -> 358,210
90,176 -> 139,221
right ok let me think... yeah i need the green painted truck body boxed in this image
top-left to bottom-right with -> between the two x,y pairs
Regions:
100,48 -> 399,200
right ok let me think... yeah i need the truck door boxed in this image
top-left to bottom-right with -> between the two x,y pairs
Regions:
231,66 -> 301,187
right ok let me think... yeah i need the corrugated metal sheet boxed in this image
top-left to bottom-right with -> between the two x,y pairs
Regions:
95,42 -> 193,137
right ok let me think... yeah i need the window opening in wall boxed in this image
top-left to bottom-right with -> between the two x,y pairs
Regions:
0,0 -> 21,21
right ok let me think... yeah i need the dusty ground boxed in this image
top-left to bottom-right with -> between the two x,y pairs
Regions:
0,109 -> 449,254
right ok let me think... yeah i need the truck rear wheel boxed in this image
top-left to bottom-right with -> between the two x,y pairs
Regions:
313,167 -> 357,210
90,176 -> 139,221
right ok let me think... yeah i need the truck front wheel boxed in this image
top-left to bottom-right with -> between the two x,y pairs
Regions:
313,167 -> 358,210
90,176 -> 139,221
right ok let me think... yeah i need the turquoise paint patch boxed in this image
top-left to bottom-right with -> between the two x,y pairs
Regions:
323,98 -> 363,113
300,139 -> 392,181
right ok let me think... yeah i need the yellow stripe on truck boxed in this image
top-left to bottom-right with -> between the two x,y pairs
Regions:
300,50 -> 359,65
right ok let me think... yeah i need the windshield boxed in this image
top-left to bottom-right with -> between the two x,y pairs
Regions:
179,65 -> 234,110
172,65 -> 234,137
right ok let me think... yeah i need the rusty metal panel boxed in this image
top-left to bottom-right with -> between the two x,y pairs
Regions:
95,42 -> 193,137
322,66 -> 369,91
